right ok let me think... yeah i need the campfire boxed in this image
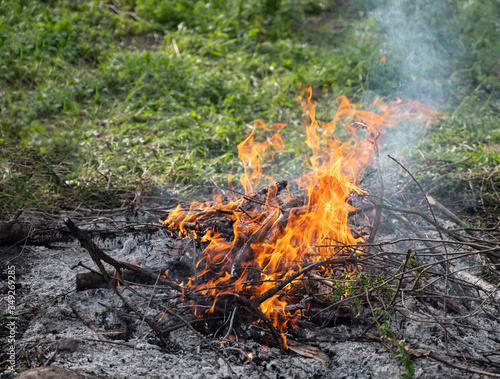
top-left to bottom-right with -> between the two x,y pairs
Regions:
154,85 -> 439,347
64,86 -> 440,349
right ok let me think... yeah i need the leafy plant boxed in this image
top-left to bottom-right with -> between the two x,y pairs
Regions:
378,317 -> 416,379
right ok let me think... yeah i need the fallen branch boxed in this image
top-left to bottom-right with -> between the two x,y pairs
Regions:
65,218 -> 181,292
64,218 -> 171,347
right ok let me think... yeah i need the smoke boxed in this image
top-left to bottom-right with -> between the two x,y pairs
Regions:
350,0 -> 461,201
377,0 -> 449,101
374,0 -> 498,102
360,1 -> 453,143
351,0 -> 499,208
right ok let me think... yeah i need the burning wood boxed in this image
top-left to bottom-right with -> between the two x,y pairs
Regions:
158,85 -> 439,344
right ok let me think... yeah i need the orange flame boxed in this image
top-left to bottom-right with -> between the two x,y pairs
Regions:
162,85 -> 439,338
238,120 -> 286,194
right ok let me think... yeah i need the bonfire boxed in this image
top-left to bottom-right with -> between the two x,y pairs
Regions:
158,85 -> 438,347
57,87 -> 500,377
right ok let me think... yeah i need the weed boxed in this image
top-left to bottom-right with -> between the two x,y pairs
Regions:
378,317 -> 416,379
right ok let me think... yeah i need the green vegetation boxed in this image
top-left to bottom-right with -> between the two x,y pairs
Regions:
0,0 -> 498,216
378,317 -> 416,379
328,271 -> 418,377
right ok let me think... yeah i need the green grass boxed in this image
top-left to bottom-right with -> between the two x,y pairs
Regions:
0,0 -> 498,217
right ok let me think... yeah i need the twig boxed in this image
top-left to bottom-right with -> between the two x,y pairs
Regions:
133,270 -> 162,356
105,3 -> 146,22
426,195 -> 471,232
388,249 -> 412,306
367,155 -> 383,244
388,155 -> 450,350
222,308 -> 237,341
413,156 -> 471,174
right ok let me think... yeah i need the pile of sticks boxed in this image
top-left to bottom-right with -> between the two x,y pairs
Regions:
61,156 -> 500,377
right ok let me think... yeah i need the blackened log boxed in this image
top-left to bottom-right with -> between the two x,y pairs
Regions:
0,218 -> 161,247
76,270 -> 155,291
0,220 -> 70,246
65,218 -> 182,292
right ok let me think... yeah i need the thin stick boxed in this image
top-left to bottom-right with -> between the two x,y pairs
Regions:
367,154 -> 383,244
133,270 -> 162,356
388,155 -> 450,350
222,308 -> 237,341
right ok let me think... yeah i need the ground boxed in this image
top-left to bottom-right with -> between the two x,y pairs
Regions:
0,1 -> 499,378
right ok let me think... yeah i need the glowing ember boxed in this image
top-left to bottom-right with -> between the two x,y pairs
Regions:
162,85 -> 437,341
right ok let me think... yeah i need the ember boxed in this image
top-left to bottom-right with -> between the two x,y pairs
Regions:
161,85 -> 436,342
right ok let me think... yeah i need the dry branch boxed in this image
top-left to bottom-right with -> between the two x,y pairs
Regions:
65,219 -> 181,292
64,218 -> 171,347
